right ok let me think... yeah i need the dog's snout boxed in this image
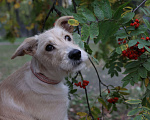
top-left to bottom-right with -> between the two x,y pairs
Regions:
68,49 -> 81,60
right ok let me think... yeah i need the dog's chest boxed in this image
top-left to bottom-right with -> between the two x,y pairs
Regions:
25,84 -> 69,120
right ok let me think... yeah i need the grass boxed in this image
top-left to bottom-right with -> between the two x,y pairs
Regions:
0,44 -> 31,81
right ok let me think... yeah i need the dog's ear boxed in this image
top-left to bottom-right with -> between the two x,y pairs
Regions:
54,16 -> 74,33
11,36 -> 38,59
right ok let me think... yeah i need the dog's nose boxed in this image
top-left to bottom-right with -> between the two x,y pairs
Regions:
68,49 -> 81,60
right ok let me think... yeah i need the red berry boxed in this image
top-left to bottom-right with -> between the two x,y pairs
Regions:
123,40 -> 126,44
82,86 -> 86,89
130,23 -> 134,26
114,97 -> 119,101
122,50 -> 126,54
135,24 -> 139,29
135,19 -> 139,23
118,42 -> 121,45
146,37 -> 149,41
108,89 -> 110,93
134,22 -> 137,25
141,37 -> 145,40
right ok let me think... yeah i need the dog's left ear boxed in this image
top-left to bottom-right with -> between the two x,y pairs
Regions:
11,36 -> 38,59
54,16 -> 74,33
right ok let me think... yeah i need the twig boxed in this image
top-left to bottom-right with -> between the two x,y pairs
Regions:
72,0 -> 80,34
42,0 -> 56,32
42,0 -> 61,32
132,0 -> 147,13
79,71 -> 94,120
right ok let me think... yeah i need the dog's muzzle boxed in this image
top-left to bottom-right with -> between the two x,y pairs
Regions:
68,49 -> 81,60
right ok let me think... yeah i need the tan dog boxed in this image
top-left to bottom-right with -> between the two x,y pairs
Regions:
0,16 -> 88,120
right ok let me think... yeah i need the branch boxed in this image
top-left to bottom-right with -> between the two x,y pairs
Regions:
72,0 -> 80,34
42,0 -> 61,32
132,0 -> 147,13
78,71 -> 94,120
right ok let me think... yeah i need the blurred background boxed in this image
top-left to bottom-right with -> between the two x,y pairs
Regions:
0,0 -> 148,119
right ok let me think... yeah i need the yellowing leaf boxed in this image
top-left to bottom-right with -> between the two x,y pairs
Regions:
36,13 -> 44,21
26,23 -> 34,30
145,1 -> 150,6
77,112 -> 88,117
7,0 -> 14,3
109,0 -> 117,4
68,19 -> 79,26
120,44 -> 128,51
145,78 -> 149,87
28,1 -> 32,5
114,86 -> 128,91
0,16 -> 7,23
14,3 -> 20,9
87,116 -> 92,120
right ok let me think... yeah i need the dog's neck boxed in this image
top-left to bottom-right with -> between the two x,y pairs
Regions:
30,58 -> 64,84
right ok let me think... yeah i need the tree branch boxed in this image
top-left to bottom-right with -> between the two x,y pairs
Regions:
42,0 -> 61,32
78,71 -> 94,120
132,0 -> 147,13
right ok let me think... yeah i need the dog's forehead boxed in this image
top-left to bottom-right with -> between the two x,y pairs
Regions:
38,27 -> 72,44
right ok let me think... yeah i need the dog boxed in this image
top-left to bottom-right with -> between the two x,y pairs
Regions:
0,16 -> 88,120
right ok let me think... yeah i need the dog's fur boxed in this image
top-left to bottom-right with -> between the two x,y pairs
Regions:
0,16 -> 88,120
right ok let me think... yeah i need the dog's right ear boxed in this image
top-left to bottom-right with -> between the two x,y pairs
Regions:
54,16 -> 74,33
11,36 -> 38,59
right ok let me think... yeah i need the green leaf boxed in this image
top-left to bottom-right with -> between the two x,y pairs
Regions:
70,89 -> 77,94
98,98 -> 108,110
113,1 -> 130,19
121,12 -> 135,24
73,13 -> 86,23
144,113 -> 150,119
123,67 -> 137,74
133,115 -> 143,120
81,24 -> 90,41
99,21 -> 119,43
90,22 -> 99,39
82,8 -> 96,21
128,40 -> 137,47
101,0 -> 112,19
91,55 -> 99,65
143,18 -> 150,30
73,33 -> 81,44
125,61 -> 140,69
140,7 -> 149,16
138,67 -> 147,78
116,47 -> 122,54
138,44 -> 144,49
127,108 -> 142,116
122,80 -> 130,88
84,43 -> 92,55
132,74 -> 140,83
131,25 -> 147,36
125,99 -> 142,104
143,62 -> 150,71
115,29 -> 129,38
116,66 -> 121,72
94,5 -> 104,20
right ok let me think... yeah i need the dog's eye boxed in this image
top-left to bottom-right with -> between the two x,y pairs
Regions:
45,45 -> 55,51
65,35 -> 71,41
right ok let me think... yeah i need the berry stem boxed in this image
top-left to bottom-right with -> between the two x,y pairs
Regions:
78,71 -> 94,120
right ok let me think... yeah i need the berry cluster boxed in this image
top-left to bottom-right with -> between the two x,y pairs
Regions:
107,97 -> 119,104
118,38 -> 126,45
74,80 -> 89,89
122,43 -> 146,60
130,19 -> 140,29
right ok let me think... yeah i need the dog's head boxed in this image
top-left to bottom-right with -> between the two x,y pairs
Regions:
11,16 -> 88,73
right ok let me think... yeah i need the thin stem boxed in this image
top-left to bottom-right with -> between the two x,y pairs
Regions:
132,0 -> 147,13
42,0 -> 56,32
72,0 -> 80,34
78,71 -> 94,120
